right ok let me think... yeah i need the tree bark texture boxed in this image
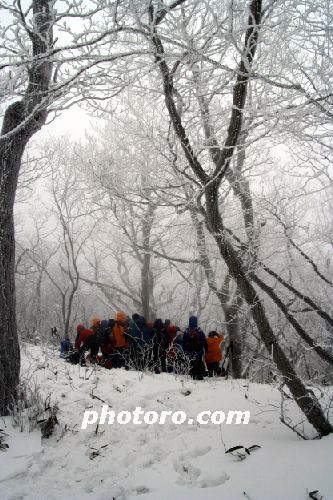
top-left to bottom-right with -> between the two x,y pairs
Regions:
0,0 -> 54,415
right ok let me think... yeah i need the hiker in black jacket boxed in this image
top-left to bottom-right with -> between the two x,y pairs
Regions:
183,316 -> 207,380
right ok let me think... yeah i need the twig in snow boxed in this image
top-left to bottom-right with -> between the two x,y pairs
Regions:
243,492 -> 255,500
89,392 -> 106,404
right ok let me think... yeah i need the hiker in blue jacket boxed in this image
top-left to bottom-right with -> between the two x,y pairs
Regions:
128,314 -> 144,349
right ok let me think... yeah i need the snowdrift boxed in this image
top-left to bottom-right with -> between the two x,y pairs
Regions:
1,345 -> 332,499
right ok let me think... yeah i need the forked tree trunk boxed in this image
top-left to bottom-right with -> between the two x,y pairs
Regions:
0,0 -> 54,415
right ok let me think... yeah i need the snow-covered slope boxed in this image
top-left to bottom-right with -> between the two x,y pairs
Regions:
1,345 -> 332,500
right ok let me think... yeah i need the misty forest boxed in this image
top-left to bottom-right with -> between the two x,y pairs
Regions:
0,1 -> 333,499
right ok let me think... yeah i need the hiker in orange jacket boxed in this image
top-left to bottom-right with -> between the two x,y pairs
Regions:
205,331 -> 224,377
112,311 -> 129,368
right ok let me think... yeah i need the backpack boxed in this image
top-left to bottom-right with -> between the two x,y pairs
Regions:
186,328 -> 201,353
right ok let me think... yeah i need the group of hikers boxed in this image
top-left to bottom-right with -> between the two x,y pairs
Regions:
60,313 -> 226,380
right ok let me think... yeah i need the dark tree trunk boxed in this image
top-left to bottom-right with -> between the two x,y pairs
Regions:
141,261 -> 151,320
148,269 -> 156,320
140,203 -> 155,319
0,127 -> 25,413
34,270 -> 43,335
0,0 -> 54,415
224,304 -> 243,378
190,207 -> 243,377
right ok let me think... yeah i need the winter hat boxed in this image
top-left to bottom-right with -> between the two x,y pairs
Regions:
76,324 -> 85,333
116,311 -> 127,323
100,319 -> 109,329
189,316 -> 198,329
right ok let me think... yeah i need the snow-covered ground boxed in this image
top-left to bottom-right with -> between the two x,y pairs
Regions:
1,345 -> 332,500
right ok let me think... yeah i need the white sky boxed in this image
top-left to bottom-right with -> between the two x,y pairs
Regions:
38,105 -> 97,141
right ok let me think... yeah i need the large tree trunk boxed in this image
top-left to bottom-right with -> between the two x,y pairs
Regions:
0,0 -> 54,415
190,206 -> 243,377
0,123 -> 25,414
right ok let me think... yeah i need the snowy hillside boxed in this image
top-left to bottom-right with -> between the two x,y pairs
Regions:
1,345 -> 332,500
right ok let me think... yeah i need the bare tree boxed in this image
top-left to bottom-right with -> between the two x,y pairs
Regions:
80,123 -> 193,321
0,0 -> 152,412
0,0 -> 55,415
147,0 -> 333,435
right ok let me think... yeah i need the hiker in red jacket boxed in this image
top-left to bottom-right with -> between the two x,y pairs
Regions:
74,324 -> 94,349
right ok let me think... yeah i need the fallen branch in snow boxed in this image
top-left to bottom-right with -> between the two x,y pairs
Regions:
243,492 -> 255,500
308,490 -> 323,500
89,392 -> 107,404
94,423 -> 105,437
180,389 -> 191,397
88,443 -> 109,460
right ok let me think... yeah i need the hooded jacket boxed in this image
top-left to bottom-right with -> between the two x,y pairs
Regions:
128,317 -> 144,348
113,311 -> 128,348
75,324 -> 93,349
